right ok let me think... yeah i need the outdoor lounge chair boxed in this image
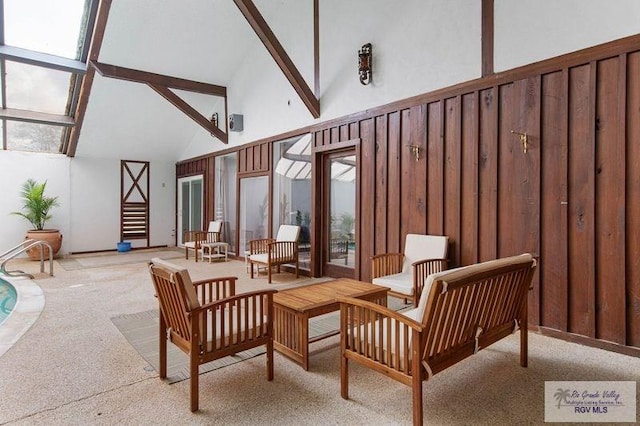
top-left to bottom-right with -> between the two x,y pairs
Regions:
148,258 -> 276,412
371,234 -> 448,306
183,220 -> 222,262
339,254 -> 537,426
248,224 -> 300,284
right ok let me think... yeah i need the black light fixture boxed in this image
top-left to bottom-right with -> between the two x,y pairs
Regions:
358,43 -> 372,85
210,112 -> 219,128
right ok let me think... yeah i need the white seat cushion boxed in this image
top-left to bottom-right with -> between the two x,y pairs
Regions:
402,234 -> 449,273
372,272 -> 413,296
184,241 -> 197,248
208,221 -> 222,233
275,225 -> 300,242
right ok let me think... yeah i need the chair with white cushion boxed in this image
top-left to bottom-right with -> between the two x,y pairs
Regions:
249,225 -> 301,284
183,220 -> 222,262
371,234 -> 448,306
339,254 -> 537,426
148,258 -> 276,412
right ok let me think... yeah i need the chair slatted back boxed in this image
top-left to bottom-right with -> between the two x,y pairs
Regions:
421,258 -> 535,375
149,264 -> 197,347
269,241 -> 298,261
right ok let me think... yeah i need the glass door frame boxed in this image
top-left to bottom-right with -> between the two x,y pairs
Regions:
177,174 -> 204,247
312,139 -> 361,279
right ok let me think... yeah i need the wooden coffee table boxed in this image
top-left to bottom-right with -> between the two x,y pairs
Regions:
273,278 -> 388,370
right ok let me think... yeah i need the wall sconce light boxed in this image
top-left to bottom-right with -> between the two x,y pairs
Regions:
408,144 -> 423,161
358,43 -> 372,85
210,112 -> 219,128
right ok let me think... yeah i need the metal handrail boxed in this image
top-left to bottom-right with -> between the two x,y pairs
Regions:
0,239 -> 54,278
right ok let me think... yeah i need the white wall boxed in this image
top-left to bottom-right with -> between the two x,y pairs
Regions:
495,0 -> 640,72
184,0 -> 640,161
0,151 -> 71,255
0,152 -> 176,255
181,0 -> 482,159
69,158 -> 176,253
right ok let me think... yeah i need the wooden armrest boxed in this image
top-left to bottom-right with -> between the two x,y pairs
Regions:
371,253 -> 404,278
183,230 -> 200,243
192,276 -> 236,305
249,238 -> 276,254
195,289 -> 277,313
338,296 -> 423,331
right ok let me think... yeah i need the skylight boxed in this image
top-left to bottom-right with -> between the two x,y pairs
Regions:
4,0 -> 86,60
0,0 -> 96,154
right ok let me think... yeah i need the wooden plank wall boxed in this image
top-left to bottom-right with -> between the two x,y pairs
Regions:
178,35 -> 640,352
309,37 -> 640,350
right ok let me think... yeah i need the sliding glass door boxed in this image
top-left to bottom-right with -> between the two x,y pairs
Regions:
177,175 -> 203,246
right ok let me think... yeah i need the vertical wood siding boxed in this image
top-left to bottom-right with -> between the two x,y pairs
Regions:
178,35 -> 640,351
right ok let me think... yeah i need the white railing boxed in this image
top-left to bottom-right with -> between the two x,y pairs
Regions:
0,239 -> 54,278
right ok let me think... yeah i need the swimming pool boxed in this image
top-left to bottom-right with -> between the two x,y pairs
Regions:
0,278 -> 17,325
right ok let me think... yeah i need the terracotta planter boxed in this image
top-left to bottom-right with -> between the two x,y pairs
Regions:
25,229 -> 63,260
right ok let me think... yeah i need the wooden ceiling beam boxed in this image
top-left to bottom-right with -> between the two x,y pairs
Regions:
90,60 -> 228,143
67,0 -> 111,157
148,84 -> 228,143
90,61 -> 226,97
233,0 -> 320,118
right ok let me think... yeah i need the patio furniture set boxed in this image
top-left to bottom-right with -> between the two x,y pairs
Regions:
149,231 -> 537,425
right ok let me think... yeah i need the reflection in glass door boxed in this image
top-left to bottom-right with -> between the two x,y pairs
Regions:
239,176 -> 269,255
177,175 -> 203,246
324,152 -> 356,277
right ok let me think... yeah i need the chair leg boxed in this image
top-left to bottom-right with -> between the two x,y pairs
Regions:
185,247 -> 188,260
412,355 -> 423,426
190,354 -> 199,412
267,339 -> 274,381
340,354 -> 349,399
158,313 -> 167,379
268,266 -> 272,284
520,304 -> 528,368
250,261 -> 255,279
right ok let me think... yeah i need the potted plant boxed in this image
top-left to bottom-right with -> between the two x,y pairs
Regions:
11,179 -> 63,260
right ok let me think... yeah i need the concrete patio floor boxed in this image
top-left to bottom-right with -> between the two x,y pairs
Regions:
1,248 -> 639,425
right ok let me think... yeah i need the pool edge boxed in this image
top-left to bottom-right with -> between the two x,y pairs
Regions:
0,277 -> 45,358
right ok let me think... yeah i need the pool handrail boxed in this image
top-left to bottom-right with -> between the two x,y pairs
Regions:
0,239 -> 54,278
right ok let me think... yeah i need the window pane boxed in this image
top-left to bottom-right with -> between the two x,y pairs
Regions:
4,0 -> 88,59
5,121 -> 62,153
329,155 -> 356,267
4,61 -> 73,115
273,134 -> 312,270
214,153 -> 238,255
239,176 -> 268,255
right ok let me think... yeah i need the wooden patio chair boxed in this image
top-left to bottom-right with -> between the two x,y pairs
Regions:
248,224 -> 300,283
339,254 -> 537,425
371,234 -> 449,306
183,220 -> 222,262
148,258 -> 276,412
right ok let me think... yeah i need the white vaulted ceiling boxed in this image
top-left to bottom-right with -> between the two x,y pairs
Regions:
75,0 -> 289,161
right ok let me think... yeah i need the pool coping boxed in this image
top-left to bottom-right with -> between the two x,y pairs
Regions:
0,277 -> 45,358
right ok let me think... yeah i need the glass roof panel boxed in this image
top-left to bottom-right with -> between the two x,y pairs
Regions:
5,121 -> 63,153
4,0 -> 88,60
4,61 -> 73,114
